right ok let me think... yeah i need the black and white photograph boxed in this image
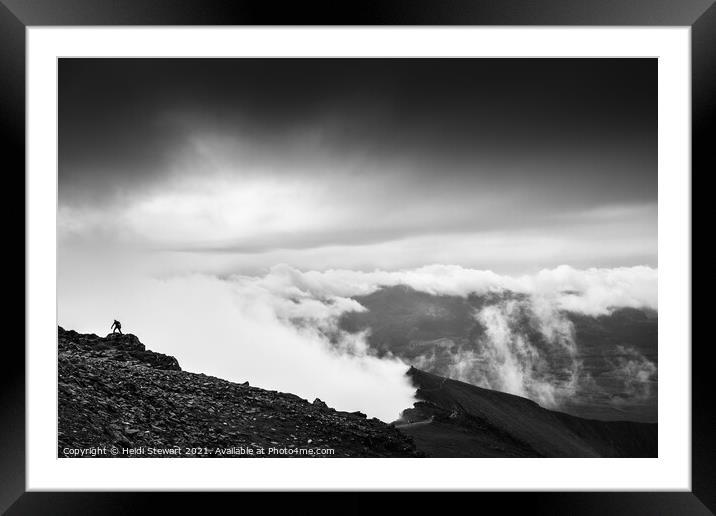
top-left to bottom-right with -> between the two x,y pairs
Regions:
57,57 -> 658,459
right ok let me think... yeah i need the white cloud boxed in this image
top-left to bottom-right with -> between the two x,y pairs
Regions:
414,299 -> 582,409
243,263 -> 657,316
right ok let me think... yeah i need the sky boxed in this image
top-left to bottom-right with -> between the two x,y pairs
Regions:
57,59 -> 657,420
59,58 -> 657,275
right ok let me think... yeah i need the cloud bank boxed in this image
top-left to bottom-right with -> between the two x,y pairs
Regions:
241,263 -> 657,317
59,260 -> 656,419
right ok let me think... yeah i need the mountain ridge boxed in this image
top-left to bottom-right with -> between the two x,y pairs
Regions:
58,326 -> 656,458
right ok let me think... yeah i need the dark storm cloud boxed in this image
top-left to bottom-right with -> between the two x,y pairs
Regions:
58,58 -> 656,272
59,58 -> 656,205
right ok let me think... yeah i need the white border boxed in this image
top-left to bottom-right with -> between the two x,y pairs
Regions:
27,27 -> 691,491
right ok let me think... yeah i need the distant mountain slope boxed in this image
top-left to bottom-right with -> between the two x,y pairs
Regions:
341,285 -> 657,422
58,328 -> 421,458
396,367 -> 657,458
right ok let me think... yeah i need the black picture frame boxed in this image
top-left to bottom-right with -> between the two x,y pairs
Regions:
4,1 -> 710,513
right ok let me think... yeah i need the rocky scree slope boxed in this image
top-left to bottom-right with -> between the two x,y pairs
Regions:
58,327 -> 421,457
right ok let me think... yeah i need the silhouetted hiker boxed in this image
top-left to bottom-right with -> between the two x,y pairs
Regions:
111,319 -> 122,334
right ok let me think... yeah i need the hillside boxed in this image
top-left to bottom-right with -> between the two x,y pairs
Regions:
57,328 -> 421,458
397,367 -> 657,457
